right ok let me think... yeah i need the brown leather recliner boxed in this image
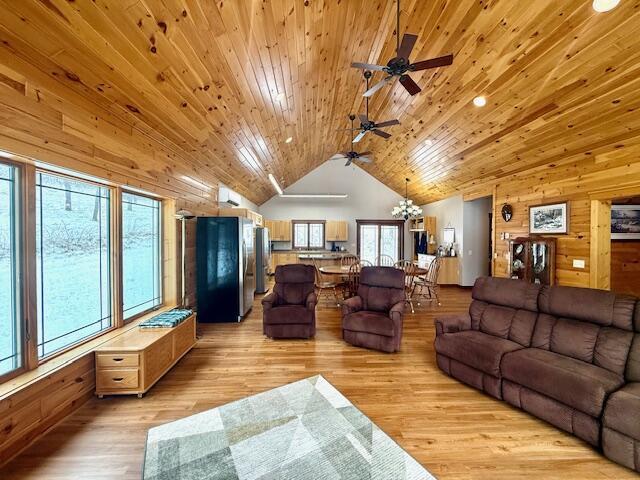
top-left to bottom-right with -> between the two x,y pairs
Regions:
262,264 -> 317,339
341,266 -> 406,353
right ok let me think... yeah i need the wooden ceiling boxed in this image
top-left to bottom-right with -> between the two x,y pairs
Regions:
1,0 -> 640,205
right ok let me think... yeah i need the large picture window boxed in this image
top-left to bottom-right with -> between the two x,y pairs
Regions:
292,221 -> 325,249
122,192 -> 162,319
36,171 -> 112,358
356,220 -> 404,265
0,163 -> 21,377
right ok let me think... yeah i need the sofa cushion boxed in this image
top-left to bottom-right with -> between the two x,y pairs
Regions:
357,267 -> 405,313
263,305 -> 313,325
502,348 -> 624,417
550,318 -> 600,363
603,383 -> 640,441
343,311 -> 395,337
628,335 -> 640,382
538,285 -> 635,330
434,330 -> 522,377
472,277 -> 541,311
273,264 -> 315,305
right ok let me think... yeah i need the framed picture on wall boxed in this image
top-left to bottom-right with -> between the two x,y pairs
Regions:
611,205 -> 640,240
529,202 -> 568,234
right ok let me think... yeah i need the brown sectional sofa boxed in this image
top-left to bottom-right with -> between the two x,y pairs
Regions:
435,276 -> 640,472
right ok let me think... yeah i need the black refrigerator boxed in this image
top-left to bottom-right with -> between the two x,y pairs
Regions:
196,216 -> 255,322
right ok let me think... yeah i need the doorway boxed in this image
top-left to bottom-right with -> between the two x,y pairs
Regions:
356,220 -> 404,265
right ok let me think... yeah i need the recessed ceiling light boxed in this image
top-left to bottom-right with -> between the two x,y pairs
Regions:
285,137 -> 293,144
275,92 -> 286,102
268,173 -> 283,195
473,96 -> 487,107
424,139 -> 433,147
592,0 -> 620,12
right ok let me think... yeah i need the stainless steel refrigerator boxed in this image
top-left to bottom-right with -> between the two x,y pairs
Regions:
196,216 -> 255,322
255,226 -> 270,294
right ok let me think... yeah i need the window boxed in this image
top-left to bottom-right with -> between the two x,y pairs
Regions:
36,171 -> 112,358
0,163 -> 21,377
292,221 -> 325,249
356,220 -> 404,265
122,192 -> 162,319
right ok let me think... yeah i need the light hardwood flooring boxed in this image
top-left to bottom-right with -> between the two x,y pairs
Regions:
0,287 -> 636,479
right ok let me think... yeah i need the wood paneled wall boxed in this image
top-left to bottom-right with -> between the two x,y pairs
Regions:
611,241 -> 640,297
491,145 -> 640,288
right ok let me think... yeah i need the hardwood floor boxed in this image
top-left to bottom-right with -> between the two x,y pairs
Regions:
1,287 -> 635,479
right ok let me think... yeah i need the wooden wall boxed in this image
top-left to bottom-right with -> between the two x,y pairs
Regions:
611,241 -> 640,297
490,145 -> 640,288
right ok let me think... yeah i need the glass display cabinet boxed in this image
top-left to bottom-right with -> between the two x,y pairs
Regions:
509,236 -> 557,285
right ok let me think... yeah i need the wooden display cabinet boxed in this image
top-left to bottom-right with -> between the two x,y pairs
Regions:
509,236 -> 557,285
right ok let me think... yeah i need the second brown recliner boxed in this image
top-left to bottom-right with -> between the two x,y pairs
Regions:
341,266 -> 406,353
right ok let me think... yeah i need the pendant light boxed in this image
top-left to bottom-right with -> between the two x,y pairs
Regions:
392,178 -> 422,220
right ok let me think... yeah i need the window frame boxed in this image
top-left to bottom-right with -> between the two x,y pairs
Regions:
292,220 -> 325,249
121,189 -> 163,323
356,219 -> 404,263
0,160 -> 26,384
34,168 -> 117,362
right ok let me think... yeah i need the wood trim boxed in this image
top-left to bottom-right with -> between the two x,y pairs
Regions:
162,199 -> 178,307
111,186 -> 123,328
589,200 -> 612,290
291,220 -> 326,249
22,163 -> 37,371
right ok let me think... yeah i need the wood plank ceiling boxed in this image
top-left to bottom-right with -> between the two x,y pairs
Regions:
1,0 -> 639,205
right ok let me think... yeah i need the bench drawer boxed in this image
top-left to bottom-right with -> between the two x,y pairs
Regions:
97,369 -> 139,390
96,353 -> 139,368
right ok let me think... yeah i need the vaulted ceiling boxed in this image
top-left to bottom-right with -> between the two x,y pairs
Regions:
1,0 -> 639,205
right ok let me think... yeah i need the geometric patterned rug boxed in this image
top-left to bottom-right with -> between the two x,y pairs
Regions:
143,375 -> 436,479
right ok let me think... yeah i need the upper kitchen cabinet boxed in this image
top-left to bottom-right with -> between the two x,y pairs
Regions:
218,207 -> 263,226
264,220 -> 292,242
326,220 -> 348,242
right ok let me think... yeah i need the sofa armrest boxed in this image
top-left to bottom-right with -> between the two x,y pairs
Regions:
434,313 -> 471,336
306,291 -> 317,311
389,301 -> 405,321
262,292 -> 279,311
342,296 -> 363,316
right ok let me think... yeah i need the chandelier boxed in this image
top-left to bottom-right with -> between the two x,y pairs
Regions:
392,178 -> 423,220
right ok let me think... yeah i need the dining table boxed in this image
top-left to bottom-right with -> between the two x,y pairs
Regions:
318,264 -> 429,276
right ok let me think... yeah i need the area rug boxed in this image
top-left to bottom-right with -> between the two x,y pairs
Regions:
143,375 -> 435,479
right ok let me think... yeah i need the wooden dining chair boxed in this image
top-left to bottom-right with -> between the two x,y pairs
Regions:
313,259 -> 340,306
375,254 -> 395,266
412,256 -> 441,306
393,260 -> 419,313
345,262 -> 362,299
341,254 -> 359,267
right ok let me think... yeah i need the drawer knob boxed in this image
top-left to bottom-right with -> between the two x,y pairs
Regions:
112,377 -> 124,382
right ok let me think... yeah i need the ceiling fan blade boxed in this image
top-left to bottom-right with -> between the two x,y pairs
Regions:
357,151 -> 372,156
399,74 -> 421,95
351,62 -> 386,71
358,156 -> 373,163
358,113 -> 369,124
410,54 -> 454,71
353,131 -> 366,143
330,153 -> 348,160
345,159 -> 352,167
374,119 -> 400,128
363,76 -> 394,97
372,129 -> 391,139
397,33 -> 418,60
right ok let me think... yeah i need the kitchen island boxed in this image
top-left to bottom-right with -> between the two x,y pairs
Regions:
269,250 -> 353,273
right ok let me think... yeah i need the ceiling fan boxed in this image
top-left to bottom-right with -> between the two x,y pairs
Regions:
339,71 -> 400,143
331,115 -> 373,166
351,0 -> 453,97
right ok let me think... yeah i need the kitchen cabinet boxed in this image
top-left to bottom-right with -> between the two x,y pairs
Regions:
438,257 -> 460,285
264,220 -> 291,241
326,220 -> 348,241
270,252 -> 299,271
218,207 -> 263,226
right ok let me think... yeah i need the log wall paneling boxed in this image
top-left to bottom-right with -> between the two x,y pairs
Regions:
590,200 -> 611,290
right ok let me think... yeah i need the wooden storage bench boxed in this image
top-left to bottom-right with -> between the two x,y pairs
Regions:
95,314 -> 196,398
